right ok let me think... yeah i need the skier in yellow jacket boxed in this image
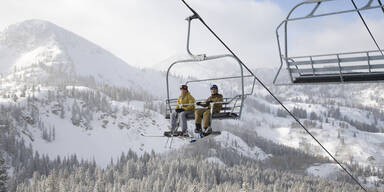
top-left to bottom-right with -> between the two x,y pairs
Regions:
170,85 -> 195,136
195,85 -> 223,135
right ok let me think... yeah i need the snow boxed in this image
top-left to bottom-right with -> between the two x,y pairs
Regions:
365,176 -> 382,188
27,99 -> 187,167
9,19 -> 384,190
205,157 -> 226,166
1,19 -> 384,180
307,164 -> 384,188
250,110 -> 384,167
237,92 -> 384,168
215,131 -> 272,161
65,86 -> 93,92
306,163 -> 340,179
128,100 -> 145,111
1,152 -> 14,177
0,19 -> 185,98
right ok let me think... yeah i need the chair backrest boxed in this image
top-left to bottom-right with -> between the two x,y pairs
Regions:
288,50 -> 384,77
165,95 -> 243,120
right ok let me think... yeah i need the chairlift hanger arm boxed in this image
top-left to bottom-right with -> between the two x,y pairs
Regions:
283,0 -> 383,22
186,15 -> 203,58
180,1 -> 367,190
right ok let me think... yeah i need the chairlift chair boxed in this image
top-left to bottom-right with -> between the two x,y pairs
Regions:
164,14 -> 256,122
274,0 -> 384,85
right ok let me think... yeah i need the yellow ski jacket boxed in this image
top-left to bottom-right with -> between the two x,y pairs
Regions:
200,93 -> 223,113
176,92 -> 195,111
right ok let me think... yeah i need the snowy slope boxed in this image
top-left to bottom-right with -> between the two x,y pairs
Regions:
0,81 -> 273,167
215,131 -> 272,161
240,95 -> 384,170
306,163 -> 341,179
0,82 -> 186,167
29,98 -> 180,167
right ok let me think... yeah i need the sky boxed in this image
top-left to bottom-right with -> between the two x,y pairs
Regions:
0,0 -> 384,70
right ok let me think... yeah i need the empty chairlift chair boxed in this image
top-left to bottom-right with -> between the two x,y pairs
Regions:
274,0 -> 384,85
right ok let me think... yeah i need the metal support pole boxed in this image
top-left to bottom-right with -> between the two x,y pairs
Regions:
336,54 -> 344,82
186,15 -> 200,57
367,52 -> 372,73
284,21 -> 294,83
307,2 -> 322,17
310,56 -> 315,76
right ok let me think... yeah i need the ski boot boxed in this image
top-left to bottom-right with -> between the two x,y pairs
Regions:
194,124 -> 202,133
202,127 -> 212,136
181,131 -> 189,137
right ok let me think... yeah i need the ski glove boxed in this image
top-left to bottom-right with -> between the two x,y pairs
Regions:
175,108 -> 184,113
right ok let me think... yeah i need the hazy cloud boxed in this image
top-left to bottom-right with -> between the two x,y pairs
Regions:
0,0 -> 383,70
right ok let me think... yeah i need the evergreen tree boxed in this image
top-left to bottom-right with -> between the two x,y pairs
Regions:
46,170 -> 58,192
0,153 -> 8,192
71,100 -> 81,126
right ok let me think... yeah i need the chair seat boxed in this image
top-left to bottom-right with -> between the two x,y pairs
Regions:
293,72 -> 384,83
163,131 -> 221,137
165,112 -> 239,120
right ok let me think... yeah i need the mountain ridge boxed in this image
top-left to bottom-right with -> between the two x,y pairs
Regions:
0,19 -> 186,98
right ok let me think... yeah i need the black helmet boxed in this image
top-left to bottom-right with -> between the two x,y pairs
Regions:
180,84 -> 188,90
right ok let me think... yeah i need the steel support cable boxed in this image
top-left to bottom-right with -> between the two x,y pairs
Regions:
378,0 -> 384,14
351,0 -> 384,56
180,1 -> 367,191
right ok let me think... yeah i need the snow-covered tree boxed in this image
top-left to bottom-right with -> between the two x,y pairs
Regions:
71,100 -> 81,126
0,153 -> 8,192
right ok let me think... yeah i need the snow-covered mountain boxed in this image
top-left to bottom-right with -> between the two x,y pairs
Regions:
1,20 -> 383,190
0,20 -> 270,166
0,19 -> 186,98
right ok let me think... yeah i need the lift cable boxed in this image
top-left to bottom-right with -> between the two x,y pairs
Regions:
378,0 -> 384,14
351,0 -> 383,56
180,0 -> 367,191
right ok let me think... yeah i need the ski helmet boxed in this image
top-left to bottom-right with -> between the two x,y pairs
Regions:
210,84 -> 218,90
180,84 -> 188,90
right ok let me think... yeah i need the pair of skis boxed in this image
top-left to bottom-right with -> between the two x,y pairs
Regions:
189,131 -> 221,143
141,131 -> 221,144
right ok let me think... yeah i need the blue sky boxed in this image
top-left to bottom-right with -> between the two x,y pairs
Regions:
273,0 -> 303,10
273,0 -> 384,20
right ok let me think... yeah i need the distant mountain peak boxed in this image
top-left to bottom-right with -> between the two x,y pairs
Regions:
0,19 -> 107,56
0,20 -> 182,98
